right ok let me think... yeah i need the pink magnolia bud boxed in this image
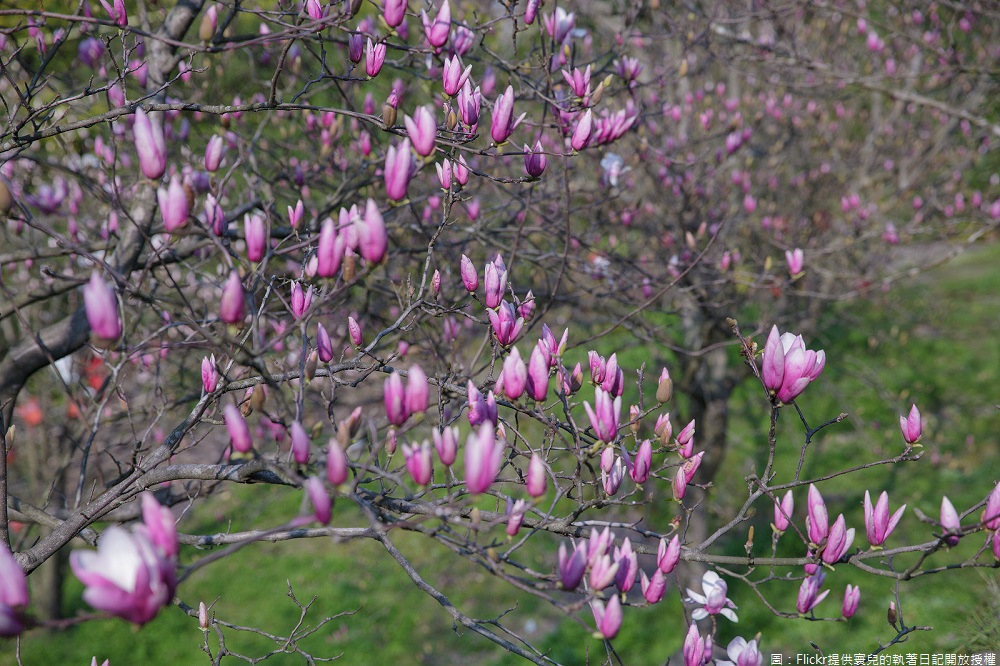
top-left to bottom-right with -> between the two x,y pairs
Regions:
629,439 -> 652,483
403,106 -> 437,157
984,482 -> 1000,531
657,535 -> 681,573
384,372 -> 408,426
224,404 -> 253,453
940,496 -> 961,546
796,572 -> 829,614
523,141 -> 546,177
348,316 -> 362,347
483,257 -> 507,309
433,426 -> 459,466
490,85 -> 523,144
244,213 -> 267,262
100,0 -> 127,27
290,421 -> 310,464
420,0 -> 451,48
460,254 -> 478,292
157,175 -> 190,232
201,354 -> 218,393
198,601 -> 209,630
675,418 -> 695,457
316,322 -> 334,362
517,291 -> 535,320
589,553 -> 619,590
453,155 -> 470,185
543,7 -> 575,44
384,139 -> 412,201
457,80 -> 482,127
316,217 -> 345,278
435,160 -> 453,190
205,195 -> 225,236
288,200 -> 304,229
327,439 -> 349,485
571,109 -> 594,151
590,595 -> 622,641
673,466 -> 687,501
220,271 -> 245,324
613,538 -> 638,593
290,281 -> 313,319
133,108 -> 166,180
842,584 -> 860,619
499,498 -> 524,537
524,0 -> 540,24
525,344 -> 549,402
357,199 -> 388,263
305,0 -> 325,20
304,476 -> 331,525
773,489 -> 794,534
640,568 -> 666,604
785,247 -> 804,276
365,38 -> 386,78
899,404 -> 921,444
602,455 -> 625,496
806,484 -> 829,545
821,514 -> 855,564
204,135 -> 225,172
403,440 -> 433,486
464,424 -> 501,494
384,0 -> 407,27
83,272 -> 122,344
584,388 -> 620,443
526,452 -> 546,497
558,541 -> 587,589
405,364 -> 429,414
442,55 -> 472,97
502,347 -> 528,400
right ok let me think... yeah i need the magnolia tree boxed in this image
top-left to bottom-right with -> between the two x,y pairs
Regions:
1,0 -> 999,663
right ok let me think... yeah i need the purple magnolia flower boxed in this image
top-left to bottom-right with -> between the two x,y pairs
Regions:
460,254 -> 478,292
864,490 -> 906,547
683,623 -> 711,666
626,439 -> 652,484
589,553 -> 619,590
523,141 -> 547,177
761,325 -> 826,403
686,570 -> 738,622
327,440 -> 349,485
984,482 -> 1000,530
83,272 -> 122,344
404,105 -> 438,157
457,80 -> 482,127
488,300 -> 524,346
571,109 -> 594,151
100,0 -> 128,27
584,388 -> 621,443
384,372 -> 408,426
71,493 -> 177,625
483,256 -> 507,308
316,323 -> 334,362
316,217 -> 345,277
796,571 -> 830,614
717,637 -> 763,666
290,281 -> 313,319
303,476 -> 331,525
157,175 -> 190,231
356,199 -> 388,264
613,537 -> 638,593
0,543 -> 29,636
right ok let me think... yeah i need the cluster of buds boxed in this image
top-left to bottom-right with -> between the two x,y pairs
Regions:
383,365 -> 429,426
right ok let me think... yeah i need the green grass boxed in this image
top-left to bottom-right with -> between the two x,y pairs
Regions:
6,244 -> 1000,664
